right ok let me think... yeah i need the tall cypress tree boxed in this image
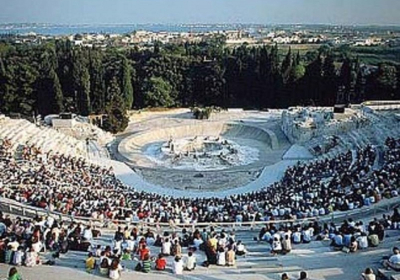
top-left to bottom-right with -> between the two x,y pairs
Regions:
88,49 -> 105,113
77,67 -> 91,116
121,57 -> 134,110
322,53 -> 337,105
302,54 -> 323,105
281,47 -> 292,83
0,58 -> 6,111
50,68 -> 64,113
339,57 -> 352,103
104,77 -> 129,133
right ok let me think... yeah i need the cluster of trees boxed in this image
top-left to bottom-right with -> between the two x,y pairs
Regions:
0,39 -> 399,132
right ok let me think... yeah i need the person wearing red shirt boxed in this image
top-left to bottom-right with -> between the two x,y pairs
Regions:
138,244 -> 150,261
155,253 -> 167,270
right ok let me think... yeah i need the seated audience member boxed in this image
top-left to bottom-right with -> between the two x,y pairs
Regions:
368,233 -> 380,247
357,232 -> 369,249
292,230 -> 302,244
331,232 -> 343,248
13,247 -> 24,266
138,244 -> 150,261
282,235 -> 292,253
226,246 -> 235,266
236,240 -> 247,256
99,258 -> 110,276
82,226 -> 93,242
141,254 -> 152,273
349,236 -> 358,253
5,245 -> 13,264
109,258 -> 123,280
185,251 -> 196,271
155,253 -> 167,271
95,245 -> 102,257
172,239 -> 182,257
205,241 -> 217,265
85,252 -> 96,273
121,249 -> 131,260
281,273 -> 290,280
162,238 -> 171,256
8,267 -> 22,280
298,270 -> 309,280
302,228 -> 312,243
25,247 -> 38,267
173,256 -> 184,275
383,247 -> 400,271
271,237 -> 282,255
217,247 -> 226,266
360,267 -> 376,280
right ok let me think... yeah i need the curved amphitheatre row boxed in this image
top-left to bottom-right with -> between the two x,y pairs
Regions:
116,119 -> 294,196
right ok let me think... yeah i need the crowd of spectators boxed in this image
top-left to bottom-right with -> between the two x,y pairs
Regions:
258,211 -> 400,256
1,133 -> 400,279
0,137 -> 399,229
85,224 -> 247,277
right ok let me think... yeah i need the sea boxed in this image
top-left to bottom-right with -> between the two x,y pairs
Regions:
0,23 -> 253,36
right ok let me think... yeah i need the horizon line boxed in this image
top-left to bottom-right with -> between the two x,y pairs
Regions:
2,22 -> 400,28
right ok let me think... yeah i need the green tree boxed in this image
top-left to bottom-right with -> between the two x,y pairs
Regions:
51,69 -> 64,113
121,57 -> 134,110
321,53 -> 338,105
77,67 -> 91,115
36,46 -> 65,115
281,47 -> 292,83
72,49 -> 91,115
0,57 -> 7,111
103,77 -> 129,133
88,49 -> 105,113
142,76 -> 174,107
375,63 -> 397,99
301,54 -> 322,105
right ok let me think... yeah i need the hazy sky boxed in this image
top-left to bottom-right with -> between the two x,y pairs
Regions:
1,0 -> 399,25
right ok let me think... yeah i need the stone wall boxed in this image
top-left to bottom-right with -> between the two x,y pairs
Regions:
282,107 -> 366,144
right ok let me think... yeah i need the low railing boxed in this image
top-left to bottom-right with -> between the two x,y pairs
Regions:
0,196 -> 399,234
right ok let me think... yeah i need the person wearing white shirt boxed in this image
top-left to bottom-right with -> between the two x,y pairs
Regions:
217,247 -> 226,266
162,238 -> 172,256
193,238 -> 203,249
173,256 -> 184,275
302,229 -> 312,243
46,216 -> 54,228
271,237 -> 282,254
356,233 -> 368,249
185,251 -> 196,271
292,231 -> 302,244
384,247 -> 400,270
389,251 -> 400,264
126,238 -> 135,252
262,231 -> 272,243
109,258 -> 123,280
272,232 -> 281,241
333,232 -> 343,247
236,241 -> 246,256
82,226 -> 93,241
